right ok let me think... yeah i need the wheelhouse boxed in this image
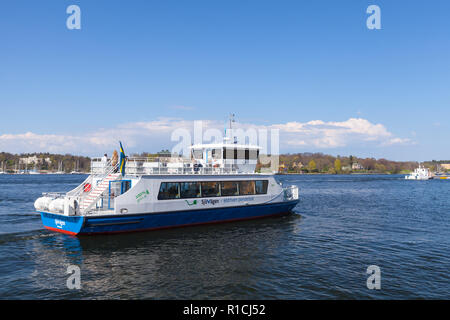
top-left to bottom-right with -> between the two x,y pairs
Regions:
190,143 -> 261,174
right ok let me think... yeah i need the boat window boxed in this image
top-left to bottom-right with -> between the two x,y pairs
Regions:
239,181 -> 255,195
224,148 -> 237,160
122,181 -> 132,194
220,181 -> 239,196
158,180 -> 268,200
158,182 -> 180,200
223,148 -> 258,160
211,148 -> 222,159
237,149 -> 246,159
109,181 -> 121,198
201,182 -> 220,197
255,180 -> 268,194
180,182 -> 201,199
192,149 -> 203,159
249,149 -> 258,160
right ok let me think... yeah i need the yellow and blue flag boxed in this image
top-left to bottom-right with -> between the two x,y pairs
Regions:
119,141 -> 126,176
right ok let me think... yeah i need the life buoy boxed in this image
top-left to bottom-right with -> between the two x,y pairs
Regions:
84,183 -> 91,192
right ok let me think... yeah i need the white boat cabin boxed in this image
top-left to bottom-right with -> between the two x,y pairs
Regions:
91,143 -> 261,176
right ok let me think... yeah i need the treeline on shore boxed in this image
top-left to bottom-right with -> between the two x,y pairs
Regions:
0,152 -> 91,173
1,151 -> 447,175
259,153 -> 445,174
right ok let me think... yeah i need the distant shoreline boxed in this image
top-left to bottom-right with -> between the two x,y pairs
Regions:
275,172 -> 401,175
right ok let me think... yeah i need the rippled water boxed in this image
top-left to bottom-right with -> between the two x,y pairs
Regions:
0,174 -> 449,299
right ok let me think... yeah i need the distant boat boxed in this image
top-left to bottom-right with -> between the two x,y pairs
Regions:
54,161 -> 65,174
405,165 -> 431,180
430,172 -> 450,180
0,162 -> 6,174
13,162 -> 26,174
20,163 -> 30,174
28,164 -> 40,174
70,160 -> 82,174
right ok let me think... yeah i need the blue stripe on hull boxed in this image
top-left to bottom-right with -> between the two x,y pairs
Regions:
40,200 -> 299,236
80,201 -> 298,235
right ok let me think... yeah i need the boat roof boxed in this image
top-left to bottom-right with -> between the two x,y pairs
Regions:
190,143 -> 261,149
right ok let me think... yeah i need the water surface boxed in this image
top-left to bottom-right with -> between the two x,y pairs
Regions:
0,174 -> 448,299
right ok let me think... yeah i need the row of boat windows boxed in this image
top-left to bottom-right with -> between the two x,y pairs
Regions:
192,148 -> 260,160
158,180 -> 269,200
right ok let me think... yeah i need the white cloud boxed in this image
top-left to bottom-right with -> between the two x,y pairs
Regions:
381,137 -> 414,146
271,118 -> 401,148
0,132 -> 84,153
0,117 -> 412,156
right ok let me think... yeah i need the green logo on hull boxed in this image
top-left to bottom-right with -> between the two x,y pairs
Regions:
185,200 -> 198,206
136,189 -> 150,203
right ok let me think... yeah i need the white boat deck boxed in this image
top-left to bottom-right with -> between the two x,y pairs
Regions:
91,157 -> 260,176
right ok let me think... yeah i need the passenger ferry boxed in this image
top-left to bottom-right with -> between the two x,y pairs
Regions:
34,141 -> 299,235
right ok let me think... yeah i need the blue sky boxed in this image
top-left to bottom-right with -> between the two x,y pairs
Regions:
0,0 -> 449,161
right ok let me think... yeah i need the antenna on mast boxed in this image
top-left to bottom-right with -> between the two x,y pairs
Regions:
229,113 -> 235,131
224,113 -> 236,143
230,113 -> 238,143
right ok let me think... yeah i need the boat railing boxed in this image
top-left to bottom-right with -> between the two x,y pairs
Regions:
67,160 -> 118,198
66,174 -> 94,197
78,161 -> 121,214
91,157 -> 255,175
85,194 -> 115,214
42,192 -> 67,198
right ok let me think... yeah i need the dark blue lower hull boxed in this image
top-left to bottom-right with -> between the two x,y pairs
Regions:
40,200 -> 299,236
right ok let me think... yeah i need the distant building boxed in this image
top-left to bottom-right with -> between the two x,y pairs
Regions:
342,165 -> 351,171
292,162 -> 303,169
19,156 -> 52,165
157,150 -> 172,158
352,162 -> 364,170
440,163 -> 450,170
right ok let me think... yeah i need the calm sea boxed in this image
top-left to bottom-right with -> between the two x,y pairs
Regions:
0,174 -> 448,299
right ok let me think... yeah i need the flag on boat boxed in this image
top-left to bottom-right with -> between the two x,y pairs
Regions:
119,141 -> 126,176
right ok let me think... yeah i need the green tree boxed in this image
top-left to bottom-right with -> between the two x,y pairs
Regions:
308,160 -> 316,172
375,163 -> 386,173
334,158 -> 342,174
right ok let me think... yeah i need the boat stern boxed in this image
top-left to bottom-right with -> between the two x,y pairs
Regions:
40,211 -> 84,235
